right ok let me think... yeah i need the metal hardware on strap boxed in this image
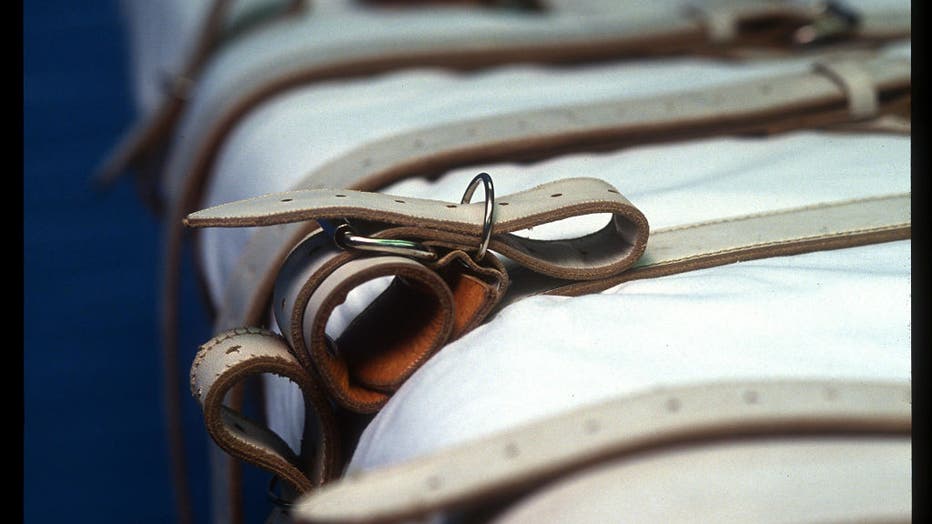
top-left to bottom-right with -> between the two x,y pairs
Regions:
321,219 -> 438,261
319,172 -> 499,262
188,191 -> 910,506
459,173 -> 495,261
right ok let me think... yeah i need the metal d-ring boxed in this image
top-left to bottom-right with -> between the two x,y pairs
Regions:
460,172 -> 495,261
319,218 -> 437,261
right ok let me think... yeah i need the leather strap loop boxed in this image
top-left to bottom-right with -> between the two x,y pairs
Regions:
95,0 -> 309,188
814,59 -> 880,119
180,51 -> 909,520
274,242 -> 456,411
187,177 -> 651,281
189,189 -> 909,500
191,327 -> 341,493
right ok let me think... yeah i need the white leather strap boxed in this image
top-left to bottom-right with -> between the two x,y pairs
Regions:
815,59 -> 880,118
492,437 -> 910,524
290,380 -> 910,523
187,177 -> 650,280
212,55 -> 909,335
95,0 -> 308,187
191,327 -> 342,493
186,185 -> 909,501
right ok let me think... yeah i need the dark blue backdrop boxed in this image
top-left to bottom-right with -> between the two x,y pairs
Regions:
23,2 -> 267,522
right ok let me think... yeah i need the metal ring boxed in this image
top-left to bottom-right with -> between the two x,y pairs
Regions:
330,222 -> 437,261
459,172 -> 495,261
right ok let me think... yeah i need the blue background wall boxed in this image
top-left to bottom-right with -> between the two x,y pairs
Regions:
23,2 -> 261,522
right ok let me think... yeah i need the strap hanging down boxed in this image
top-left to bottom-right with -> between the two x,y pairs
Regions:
187,182 -> 909,496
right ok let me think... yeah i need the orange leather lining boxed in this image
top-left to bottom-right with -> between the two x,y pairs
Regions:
338,277 -> 450,391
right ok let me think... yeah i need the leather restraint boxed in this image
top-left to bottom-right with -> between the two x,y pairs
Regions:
179,53 -> 910,520
103,0 -> 909,203
290,380 -> 910,523
210,55 -> 909,333
96,0 -> 309,201
136,5 -> 906,516
186,176 -> 909,497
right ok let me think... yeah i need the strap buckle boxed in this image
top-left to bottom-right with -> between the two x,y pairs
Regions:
320,219 -> 438,261
321,172 -> 497,263
794,1 -> 860,46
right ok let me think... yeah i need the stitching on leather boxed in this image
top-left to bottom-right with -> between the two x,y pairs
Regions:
200,326 -> 276,352
645,223 -> 908,267
653,193 -> 908,234
188,178 -> 625,227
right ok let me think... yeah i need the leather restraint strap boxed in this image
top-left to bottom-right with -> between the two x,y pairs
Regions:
108,4 -> 308,522
181,55 -> 908,520
160,2 -> 910,225
212,55 -> 909,333
491,436 -> 910,523
187,180 -> 909,498
289,380 -> 910,524
94,0 -> 308,192
188,177 -> 648,489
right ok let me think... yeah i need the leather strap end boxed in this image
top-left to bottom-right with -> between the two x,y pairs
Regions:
191,327 -> 340,492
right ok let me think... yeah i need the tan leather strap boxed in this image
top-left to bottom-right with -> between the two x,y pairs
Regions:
160,2 -> 910,227
187,178 -> 650,281
191,327 -> 342,492
180,53 -> 907,520
213,55 -> 909,333
187,186 -> 909,500
290,380 -> 910,523
95,0 -> 308,189
191,178 -> 648,411
292,56 -> 906,192
491,436 -> 911,523
505,192 -> 911,300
